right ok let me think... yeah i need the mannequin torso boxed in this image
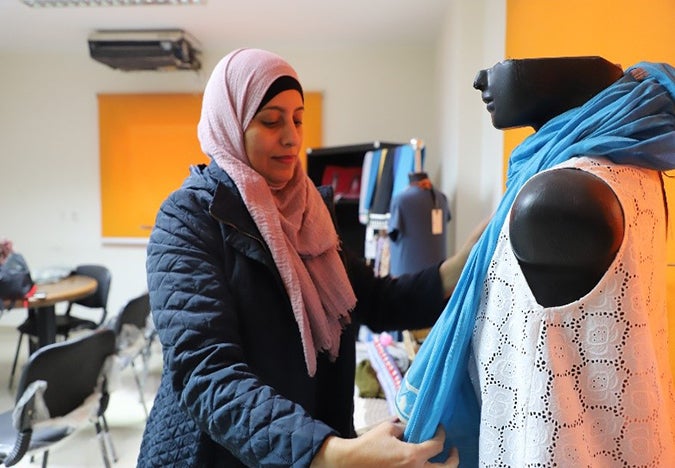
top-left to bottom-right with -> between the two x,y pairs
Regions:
473,56 -> 627,306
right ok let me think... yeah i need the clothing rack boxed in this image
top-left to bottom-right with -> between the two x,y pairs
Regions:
305,141 -> 404,187
305,140 -> 426,259
410,138 -> 425,174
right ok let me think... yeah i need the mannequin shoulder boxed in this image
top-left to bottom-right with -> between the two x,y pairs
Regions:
509,167 -> 624,268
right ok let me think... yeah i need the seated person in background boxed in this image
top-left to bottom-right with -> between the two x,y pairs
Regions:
395,56 -> 675,466
0,239 -> 12,265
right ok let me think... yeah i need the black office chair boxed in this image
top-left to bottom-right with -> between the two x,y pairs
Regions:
56,264 -> 112,338
9,264 -> 112,389
111,292 -> 153,418
0,328 -> 117,467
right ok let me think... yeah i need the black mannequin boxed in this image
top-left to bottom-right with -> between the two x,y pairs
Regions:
473,57 -> 625,307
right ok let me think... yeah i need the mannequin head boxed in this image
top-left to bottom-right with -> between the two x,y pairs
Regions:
473,56 -> 623,130
409,171 -> 429,183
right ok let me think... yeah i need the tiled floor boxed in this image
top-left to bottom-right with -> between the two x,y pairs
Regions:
0,311 -> 161,468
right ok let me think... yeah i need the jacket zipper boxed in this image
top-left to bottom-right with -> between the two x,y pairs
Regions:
217,219 -> 292,307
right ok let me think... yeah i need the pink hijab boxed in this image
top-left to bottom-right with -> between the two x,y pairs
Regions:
197,48 -> 356,376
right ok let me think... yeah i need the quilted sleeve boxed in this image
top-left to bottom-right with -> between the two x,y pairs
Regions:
345,248 -> 447,332
146,186 -> 336,467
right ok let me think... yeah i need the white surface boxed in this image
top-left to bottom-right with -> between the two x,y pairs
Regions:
0,1 -> 449,54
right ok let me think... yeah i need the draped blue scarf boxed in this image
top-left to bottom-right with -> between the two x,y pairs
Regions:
394,62 -> 675,466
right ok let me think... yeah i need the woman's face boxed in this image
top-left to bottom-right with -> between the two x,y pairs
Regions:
244,89 -> 304,187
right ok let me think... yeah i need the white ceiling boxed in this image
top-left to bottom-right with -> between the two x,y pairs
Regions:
0,0 -> 450,55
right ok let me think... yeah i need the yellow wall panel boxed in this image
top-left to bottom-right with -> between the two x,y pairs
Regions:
301,91 -> 323,170
504,0 -> 675,174
99,92 -> 322,240
507,0 -> 675,65
99,93 -> 206,240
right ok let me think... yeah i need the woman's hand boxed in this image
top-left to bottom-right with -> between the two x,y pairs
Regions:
310,421 -> 459,468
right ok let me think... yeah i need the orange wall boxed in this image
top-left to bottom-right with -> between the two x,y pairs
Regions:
504,0 -> 675,172
506,0 -> 675,376
99,93 -> 207,239
301,91 -> 323,170
99,92 -> 322,239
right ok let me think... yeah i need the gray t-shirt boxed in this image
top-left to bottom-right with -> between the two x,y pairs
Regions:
387,184 -> 451,276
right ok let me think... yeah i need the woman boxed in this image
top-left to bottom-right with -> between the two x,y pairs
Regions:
137,48 -> 472,467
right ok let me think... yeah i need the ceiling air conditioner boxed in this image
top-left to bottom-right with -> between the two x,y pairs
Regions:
88,29 -> 201,71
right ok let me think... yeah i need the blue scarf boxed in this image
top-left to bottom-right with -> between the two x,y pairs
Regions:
394,62 -> 675,466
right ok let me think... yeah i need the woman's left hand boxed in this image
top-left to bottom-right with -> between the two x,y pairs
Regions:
311,420 -> 459,468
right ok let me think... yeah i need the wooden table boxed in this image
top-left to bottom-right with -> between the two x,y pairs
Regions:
25,274 -> 98,349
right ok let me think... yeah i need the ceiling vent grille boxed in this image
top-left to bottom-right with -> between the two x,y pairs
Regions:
88,29 -> 201,71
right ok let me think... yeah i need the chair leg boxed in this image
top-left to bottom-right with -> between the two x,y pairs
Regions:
95,419 -> 112,468
9,333 -> 24,390
140,346 -> 151,388
101,414 -> 118,462
130,360 -> 150,418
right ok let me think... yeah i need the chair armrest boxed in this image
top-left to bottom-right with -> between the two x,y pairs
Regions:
13,381 -> 49,432
2,380 -> 48,467
2,429 -> 32,467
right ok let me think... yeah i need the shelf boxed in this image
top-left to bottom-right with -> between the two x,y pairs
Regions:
306,141 -> 403,186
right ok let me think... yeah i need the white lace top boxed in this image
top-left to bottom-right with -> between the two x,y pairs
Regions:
471,157 -> 675,466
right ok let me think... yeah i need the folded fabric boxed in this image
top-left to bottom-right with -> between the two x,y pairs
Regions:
355,359 -> 384,399
366,335 -> 403,416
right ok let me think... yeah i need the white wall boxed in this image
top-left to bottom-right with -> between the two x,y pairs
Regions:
436,0 -> 506,250
0,1 -> 505,319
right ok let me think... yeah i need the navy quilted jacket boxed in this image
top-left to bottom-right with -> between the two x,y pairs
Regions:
137,161 -> 447,467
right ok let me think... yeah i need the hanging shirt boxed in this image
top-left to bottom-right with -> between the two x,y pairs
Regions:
361,145 -> 425,225
391,145 -> 423,197
387,181 -> 451,276
359,151 -> 375,224
368,149 -> 393,215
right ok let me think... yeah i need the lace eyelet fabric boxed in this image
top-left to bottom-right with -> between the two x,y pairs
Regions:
471,157 -> 675,467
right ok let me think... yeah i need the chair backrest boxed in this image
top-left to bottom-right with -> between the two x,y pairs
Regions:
73,264 -> 111,310
113,293 -> 150,335
15,328 -> 116,416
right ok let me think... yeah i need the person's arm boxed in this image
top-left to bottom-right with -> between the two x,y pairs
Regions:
439,217 -> 488,299
311,422 -> 459,468
147,188 -> 336,466
347,218 -> 487,332
346,250 -> 445,332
